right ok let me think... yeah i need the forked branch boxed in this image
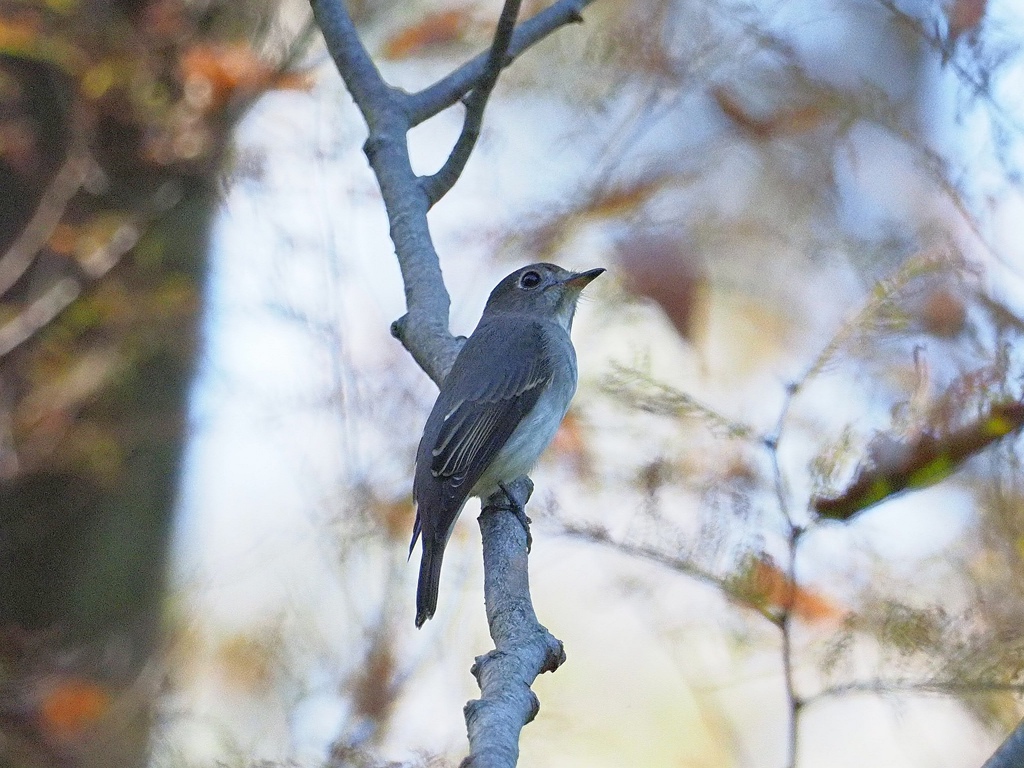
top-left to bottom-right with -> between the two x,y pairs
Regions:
309,1 -> 592,765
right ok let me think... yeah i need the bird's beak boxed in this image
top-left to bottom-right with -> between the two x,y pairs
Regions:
562,267 -> 605,291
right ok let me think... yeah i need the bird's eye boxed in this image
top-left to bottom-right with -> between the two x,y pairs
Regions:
519,270 -> 542,289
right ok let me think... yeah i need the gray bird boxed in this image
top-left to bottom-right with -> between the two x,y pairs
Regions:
410,263 -> 604,627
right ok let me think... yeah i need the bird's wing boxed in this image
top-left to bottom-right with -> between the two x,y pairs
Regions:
414,320 -> 552,531
432,320 -> 551,483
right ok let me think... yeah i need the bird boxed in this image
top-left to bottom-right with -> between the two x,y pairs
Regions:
409,263 -> 604,627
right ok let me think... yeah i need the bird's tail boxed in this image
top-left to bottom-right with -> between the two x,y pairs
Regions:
415,539 -> 445,628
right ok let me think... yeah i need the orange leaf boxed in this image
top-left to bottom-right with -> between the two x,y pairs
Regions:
713,87 -> 828,140
216,634 -> 277,693
381,10 -> 471,59
920,288 -> 966,338
142,0 -> 187,38
776,103 -> 828,134
741,557 -> 844,624
39,677 -> 111,740
584,178 -> 665,220
180,43 -> 312,110
376,496 -> 415,541
550,410 -> 593,477
0,17 -> 42,54
351,643 -> 396,722
0,118 -> 38,175
948,0 -> 986,39
47,223 -> 78,255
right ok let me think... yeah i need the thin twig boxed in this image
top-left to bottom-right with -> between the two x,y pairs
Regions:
778,525 -> 803,768
420,0 -> 523,207
558,522 -> 780,623
764,381 -> 804,768
806,678 -> 1024,704
311,0 -> 393,117
871,0 -> 1024,140
406,0 -> 592,126
604,362 -> 757,439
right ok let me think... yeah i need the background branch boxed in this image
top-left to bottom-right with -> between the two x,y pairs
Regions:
808,680 -> 1024,700
0,154 -> 88,298
0,278 -> 81,358
765,384 -> 804,768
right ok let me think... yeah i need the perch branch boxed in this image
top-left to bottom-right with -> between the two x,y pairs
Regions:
311,0 -> 595,383
463,478 -> 566,768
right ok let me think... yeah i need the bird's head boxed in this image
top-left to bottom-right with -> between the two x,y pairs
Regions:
482,263 -> 605,330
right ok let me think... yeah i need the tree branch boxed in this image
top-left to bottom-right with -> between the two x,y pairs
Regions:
309,0 -> 391,113
406,0 -> 593,127
310,1 -> 592,764
813,399 -> 1024,521
420,0 -> 523,207
311,0 -> 596,381
764,383 -> 804,768
311,0 -> 458,384
464,478 -> 566,768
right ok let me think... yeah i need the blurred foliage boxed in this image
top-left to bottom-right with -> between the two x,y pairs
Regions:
0,0 -> 308,764
814,398 -> 1024,520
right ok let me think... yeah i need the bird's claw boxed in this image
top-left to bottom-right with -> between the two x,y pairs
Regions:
498,481 -> 533,552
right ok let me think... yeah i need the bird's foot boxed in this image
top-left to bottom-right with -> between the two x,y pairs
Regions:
498,480 -> 533,552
